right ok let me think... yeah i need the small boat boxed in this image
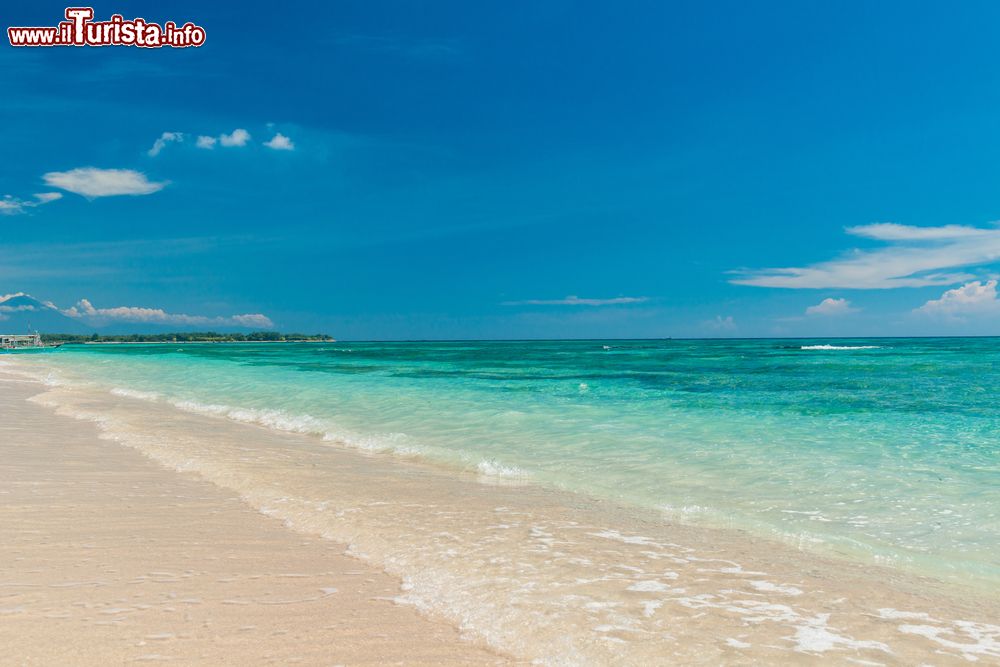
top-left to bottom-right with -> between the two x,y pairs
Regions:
0,333 -> 62,352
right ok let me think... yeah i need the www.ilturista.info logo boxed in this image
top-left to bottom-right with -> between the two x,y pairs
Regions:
8,7 -> 206,48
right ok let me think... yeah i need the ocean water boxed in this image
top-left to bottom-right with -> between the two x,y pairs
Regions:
23,338 -> 999,587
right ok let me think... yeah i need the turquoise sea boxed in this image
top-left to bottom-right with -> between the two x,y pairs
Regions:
31,338 -> 1000,587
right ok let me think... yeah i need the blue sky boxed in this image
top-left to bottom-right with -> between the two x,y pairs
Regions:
4,1 -> 1000,338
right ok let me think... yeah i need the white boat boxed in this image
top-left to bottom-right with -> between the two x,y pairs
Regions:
0,334 -> 61,352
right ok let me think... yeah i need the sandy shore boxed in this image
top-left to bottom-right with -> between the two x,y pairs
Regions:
0,379 -> 509,665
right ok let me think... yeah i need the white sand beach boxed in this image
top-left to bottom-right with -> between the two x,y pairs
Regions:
0,378 -> 511,665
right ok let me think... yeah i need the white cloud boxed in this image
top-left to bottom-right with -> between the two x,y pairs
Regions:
704,315 -> 737,331
805,297 -> 857,316
502,295 -> 649,306
0,192 -> 63,214
219,128 -> 251,147
0,292 -> 42,312
63,298 -> 274,329
915,280 -> 1000,319
191,127 -> 296,152
845,223 -> 987,241
264,133 -> 294,151
195,129 -> 250,149
44,168 -> 167,198
0,293 -> 60,313
148,131 -> 184,157
733,223 -> 1000,289
231,313 -> 275,328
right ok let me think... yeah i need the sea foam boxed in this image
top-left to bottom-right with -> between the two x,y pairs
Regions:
476,458 -> 530,479
111,387 -> 161,402
165,397 -> 421,457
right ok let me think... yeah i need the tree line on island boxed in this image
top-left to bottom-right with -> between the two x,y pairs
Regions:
41,332 -> 335,344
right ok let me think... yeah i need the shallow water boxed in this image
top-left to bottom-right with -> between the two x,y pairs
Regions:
10,339 -> 1000,586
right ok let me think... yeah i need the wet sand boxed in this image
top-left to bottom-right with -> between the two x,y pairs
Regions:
0,378 -> 509,665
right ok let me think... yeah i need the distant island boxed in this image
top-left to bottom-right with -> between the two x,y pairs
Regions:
41,332 -> 335,344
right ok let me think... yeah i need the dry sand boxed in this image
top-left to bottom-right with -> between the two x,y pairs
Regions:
0,379 -> 510,666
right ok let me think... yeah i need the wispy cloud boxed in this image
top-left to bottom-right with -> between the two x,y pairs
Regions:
805,297 -> 857,316
63,298 -> 274,328
0,192 -> 62,215
264,133 -> 294,151
732,222 -> 1000,289
196,135 -> 217,149
847,223 -> 988,241
0,289 -> 273,330
914,280 -> 1000,320
148,131 -> 184,157
44,168 -> 167,198
503,295 -> 649,306
703,315 -> 737,332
